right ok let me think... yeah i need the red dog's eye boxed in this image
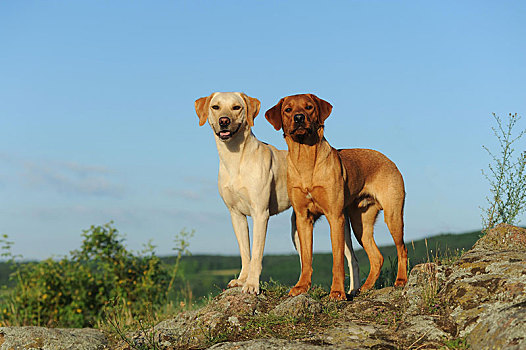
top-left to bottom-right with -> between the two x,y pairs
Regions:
285,108 -> 292,113
211,105 -> 220,110
233,106 -> 241,110
305,105 -> 313,110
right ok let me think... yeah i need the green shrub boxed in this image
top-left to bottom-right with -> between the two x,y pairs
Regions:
481,112 -> 526,230
0,222 -> 171,327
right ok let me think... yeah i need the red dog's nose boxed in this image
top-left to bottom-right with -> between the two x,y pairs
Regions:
294,114 -> 305,124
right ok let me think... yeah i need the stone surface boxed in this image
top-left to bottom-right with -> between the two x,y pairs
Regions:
2,224 -> 525,349
270,294 -> 322,318
121,226 -> 526,348
0,326 -> 107,350
473,223 -> 526,251
209,338 -> 341,349
440,224 -> 526,349
320,321 -> 389,349
117,287 -> 263,349
399,315 -> 450,343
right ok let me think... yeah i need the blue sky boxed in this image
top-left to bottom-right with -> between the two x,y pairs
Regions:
1,1 -> 525,260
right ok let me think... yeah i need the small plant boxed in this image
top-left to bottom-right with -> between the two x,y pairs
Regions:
419,239 -> 441,314
166,228 -> 194,302
201,323 -> 230,347
374,255 -> 398,289
104,298 -> 165,350
442,336 -> 470,349
438,247 -> 465,266
260,279 -> 289,297
421,266 -> 440,314
307,284 -> 329,301
242,313 -> 297,339
481,112 -> 526,231
0,234 -> 21,264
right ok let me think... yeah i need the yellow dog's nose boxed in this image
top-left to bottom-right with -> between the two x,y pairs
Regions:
219,116 -> 231,127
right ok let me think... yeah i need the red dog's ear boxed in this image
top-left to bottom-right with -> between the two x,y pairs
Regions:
265,98 -> 284,131
240,93 -> 260,127
308,94 -> 333,123
194,94 -> 214,126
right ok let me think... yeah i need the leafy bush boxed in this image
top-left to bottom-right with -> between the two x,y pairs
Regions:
0,222 -> 173,327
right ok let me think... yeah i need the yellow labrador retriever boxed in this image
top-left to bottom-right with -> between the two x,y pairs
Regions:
195,92 -> 360,295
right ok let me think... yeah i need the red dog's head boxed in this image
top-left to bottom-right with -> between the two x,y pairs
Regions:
265,94 -> 332,145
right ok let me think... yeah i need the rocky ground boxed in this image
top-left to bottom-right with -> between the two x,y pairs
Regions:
1,223 -> 525,349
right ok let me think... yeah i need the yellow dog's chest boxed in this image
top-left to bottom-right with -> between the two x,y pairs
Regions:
218,173 -> 253,214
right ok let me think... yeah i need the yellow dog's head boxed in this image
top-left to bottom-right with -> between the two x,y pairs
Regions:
195,92 -> 260,142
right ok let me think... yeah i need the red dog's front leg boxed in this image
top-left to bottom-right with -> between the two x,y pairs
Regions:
289,211 -> 313,296
327,213 -> 347,300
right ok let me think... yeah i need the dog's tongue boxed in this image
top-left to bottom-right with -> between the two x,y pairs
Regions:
220,131 -> 231,137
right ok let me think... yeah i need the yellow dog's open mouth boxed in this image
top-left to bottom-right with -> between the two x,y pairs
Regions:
216,123 -> 241,140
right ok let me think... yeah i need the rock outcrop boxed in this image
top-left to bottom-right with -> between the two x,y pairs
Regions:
119,224 -> 525,349
442,224 -> 526,349
0,327 -> 107,350
1,224 -> 524,349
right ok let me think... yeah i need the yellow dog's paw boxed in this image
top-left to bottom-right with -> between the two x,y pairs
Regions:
242,281 -> 260,294
227,278 -> 245,288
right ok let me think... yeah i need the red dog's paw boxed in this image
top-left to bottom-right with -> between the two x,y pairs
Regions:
329,290 -> 347,301
289,284 -> 309,296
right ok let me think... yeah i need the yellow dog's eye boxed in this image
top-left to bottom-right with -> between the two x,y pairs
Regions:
305,105 -> 313,110
233,106 -> 241,110
285,107 -> 292,113
211,105 -> 220,110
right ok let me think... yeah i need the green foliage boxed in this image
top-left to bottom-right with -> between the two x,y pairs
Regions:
166,228 -> 193,301
482,112 -> 526,230
260,279 -> 290,297
420,266 -> 441,315
374,255 -> 400,289
442,336 -> 470,349
306,284 -> 326,300
0,234 -> 23,289
0,234 -> 20,264
104,300 -> 167,350
0,223 -> 174,328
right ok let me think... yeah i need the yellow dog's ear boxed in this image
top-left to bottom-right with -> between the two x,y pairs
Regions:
194,94 -> 214,126
265,98 -> 284,130
308,94 -> 333,123
240,93 -> 260,127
